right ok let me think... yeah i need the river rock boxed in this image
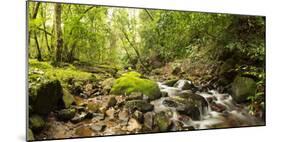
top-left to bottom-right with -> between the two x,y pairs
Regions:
71,111 -> 91,123
163,79 -> 179,87
125,100 -> 153,112
173,79 -> 195,91
154,111 -> 171,132
143,112 -> 155,130
127,118 -> 142,131
105,108 -> 116,119
231,76 -> 257,103
132,110 -> 143,123
118,108 -> 129,122
103,95 -> 117,108
30,79 -> 63,115
62,89 -> 75,108
125,92 -> 143,101
111,71 -> 161,100
57,108 -> 76,121
91,124 -> 106,132
101,78 -> 115,95
92,113 -> 105,121
29,115 -> 45,132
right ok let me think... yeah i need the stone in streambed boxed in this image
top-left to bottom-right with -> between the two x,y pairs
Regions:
173,79 -> 195,91
57,108 -> 76,121
163,79 -> 179,87
118,108 -> 129,122
127,118 -> 142,131
29,115 -> 45,132
154,111 -> 171,132
110,71 -> 161,101
91,124 -> 106,132
125,92 -> 143,101
231,76 -> 257,103
143,112 -> 155,130
125,100 -> 153,112
132,110 -> 143,123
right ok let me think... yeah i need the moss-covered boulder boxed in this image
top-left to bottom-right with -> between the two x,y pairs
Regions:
62,89 -> 75,108
231,76 -> 257,103
57,108 -> 76,121
29,115 -> 45,132
111,71 -> 161,100
30,79 -> 63,115
125,100 -> 154,112
154,111 -> 171,132
27,128 -> 35,141
163,79 -> 179,87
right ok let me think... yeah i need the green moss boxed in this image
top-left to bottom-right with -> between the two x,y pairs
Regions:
62,89 -> 75,108
29,115 -> 45,132
155,111 -> 171,132
27,128 -> 35,141
111,71 -> 161,100
29,59 -> 95,86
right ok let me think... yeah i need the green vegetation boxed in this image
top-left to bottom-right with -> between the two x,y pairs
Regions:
28,1 -> 265,140
111,71 -> 161,100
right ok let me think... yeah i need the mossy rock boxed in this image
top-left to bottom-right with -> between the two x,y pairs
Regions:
31,79 -> 63,115
231,76 -> 257,103
57,108 -> 76,121
125,100 -> 154,112
111,71 -> 161,100
154,111 -> 171,132
29,115 -> 45,132
62,89 -> 75,108
27,128 -> 35,141
163,79 -> 179,87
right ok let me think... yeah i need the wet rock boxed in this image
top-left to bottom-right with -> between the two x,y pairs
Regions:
103,95 -> 117,108
125,92 -> 143,101
70,111 -> 92,123
231,76 -> 257,103
161,91 -> 168,97
91,124 -> 106,132
211,102 -> 227,112
31,79 -> 63,115
92,113 -> 105,121
183,125 -> 195,131
143,112 -> 155,130
118,109 -> 129,122
154,111 -> 172,132
29,115 -> 45,132
162,99 -> 178,108
132,110 -> 143,123
105,108 -> 116,119
173,79 -> 195,90
127,118 -> 142,131
171,121 -> 183,131
57,108 -> 76,121
163,79 -> 179,87
125,100 -> 153,112
27,128 -> 35,141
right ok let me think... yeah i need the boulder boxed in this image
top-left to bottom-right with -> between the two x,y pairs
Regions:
57,108 -> 76,121
111,71 -> 161,100
173,79 -> 196,91
30,79 -> 63,115
62,89 -> 75,108
125,100 -> 154,112
103,95 -> 117,109
154,111 -> 171,132
143,112 -> 155,130
163,79 -> 179,87
101,78 -> 115,95
29,115 -> 45,132
231,76 -> 257,103
125,92 -> 143,101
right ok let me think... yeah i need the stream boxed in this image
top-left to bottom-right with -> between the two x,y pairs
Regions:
153,80 -> 264,130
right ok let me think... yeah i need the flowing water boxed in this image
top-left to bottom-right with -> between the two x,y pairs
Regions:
153,80 -> 264,130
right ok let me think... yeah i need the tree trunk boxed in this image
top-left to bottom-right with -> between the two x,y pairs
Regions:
34,32 -> 42,61
54,3 -> 63,63
41,4 -> 51,54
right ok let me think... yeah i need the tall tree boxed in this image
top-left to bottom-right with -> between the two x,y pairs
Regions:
54,3 -> 63,63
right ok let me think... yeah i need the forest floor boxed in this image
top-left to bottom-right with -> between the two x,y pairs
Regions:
29,59 -> 265,140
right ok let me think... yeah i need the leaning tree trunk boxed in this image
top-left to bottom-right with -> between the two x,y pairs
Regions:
54,3 -> 63,64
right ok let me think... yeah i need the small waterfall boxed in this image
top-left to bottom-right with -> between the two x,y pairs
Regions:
155,81 -> 264,130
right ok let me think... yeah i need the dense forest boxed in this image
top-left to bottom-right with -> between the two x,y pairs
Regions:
28,1 -> 265,141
